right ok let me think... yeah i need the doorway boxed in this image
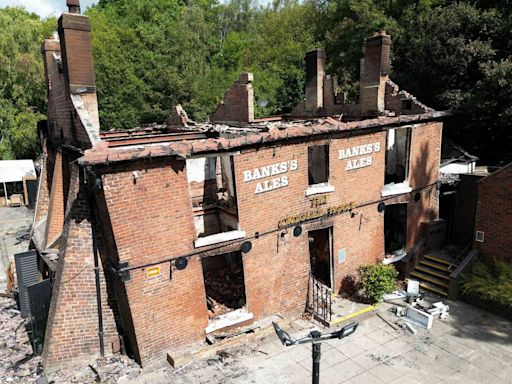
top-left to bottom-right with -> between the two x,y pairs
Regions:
308,227 -> 333,288
384,204 -> 408,254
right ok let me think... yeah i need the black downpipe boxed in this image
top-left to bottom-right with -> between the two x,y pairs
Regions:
90,197 -> 105,356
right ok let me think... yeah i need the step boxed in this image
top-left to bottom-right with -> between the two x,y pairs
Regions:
419,260 -> 450,272
419,282 -> 448,297
424,254 -> 453,266
410,271 -> 449,289
414,266 -> 450,281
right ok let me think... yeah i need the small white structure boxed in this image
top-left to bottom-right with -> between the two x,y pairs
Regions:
0,160 -> 36,206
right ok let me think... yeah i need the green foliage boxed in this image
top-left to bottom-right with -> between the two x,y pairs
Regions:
88,0 -> 316,128
358,264 -> 398,303
460,260 -> 512,308
0,7 -> 55,159
1,0 -> 512,166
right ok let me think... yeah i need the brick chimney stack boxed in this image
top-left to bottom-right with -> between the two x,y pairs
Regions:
58,5 -> 95,93
304,49 -> 326,114
67,0 -> 81,14
360,31 -> 391,115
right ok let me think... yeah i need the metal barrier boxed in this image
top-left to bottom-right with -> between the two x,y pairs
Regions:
307,274 -> 332,324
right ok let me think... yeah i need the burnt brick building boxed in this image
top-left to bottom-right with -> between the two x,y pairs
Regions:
474,163 -> 512,261
32,1 -> 447,370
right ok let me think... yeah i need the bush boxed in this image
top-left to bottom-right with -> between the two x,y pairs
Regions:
358,264 -> 398,304
460,260 -> 512,308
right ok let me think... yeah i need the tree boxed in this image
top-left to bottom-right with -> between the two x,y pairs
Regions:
0,7 -> 55,159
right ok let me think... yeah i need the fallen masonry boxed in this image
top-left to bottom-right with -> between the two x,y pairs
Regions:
0,297 -> 142,384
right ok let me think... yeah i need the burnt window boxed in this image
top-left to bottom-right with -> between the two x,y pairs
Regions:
202,252 -> 246,316
308,145 -> 329,186
402,99 -> 412,110
385,128 -> 411,185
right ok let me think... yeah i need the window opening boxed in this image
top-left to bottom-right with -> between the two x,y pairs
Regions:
202,251 -> 247,318
308,145 -> 329,186
384,204 -> 407,254
308,227 -> 333,288
385,128 -> 411,185
187,156 -> 241,242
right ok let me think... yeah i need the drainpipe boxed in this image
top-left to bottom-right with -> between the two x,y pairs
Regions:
88,181 -> 104,357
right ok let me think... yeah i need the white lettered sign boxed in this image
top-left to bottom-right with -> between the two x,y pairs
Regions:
338,142 -> 381,171
243,159 -> 298,194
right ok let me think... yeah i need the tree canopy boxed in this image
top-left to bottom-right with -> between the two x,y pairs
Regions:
0,7 -> 55,159
0,0 -> 511,164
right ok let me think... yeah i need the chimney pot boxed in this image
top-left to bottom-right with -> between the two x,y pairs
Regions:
67,0 -> 81,14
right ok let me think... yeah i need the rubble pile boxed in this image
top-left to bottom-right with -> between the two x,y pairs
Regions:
0,297 -> 142,384
47,355 -> 142,384
205,265 -> 246,318
0,297 -> 40,383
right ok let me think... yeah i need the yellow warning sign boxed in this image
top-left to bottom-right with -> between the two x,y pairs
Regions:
147,266 -> 161,277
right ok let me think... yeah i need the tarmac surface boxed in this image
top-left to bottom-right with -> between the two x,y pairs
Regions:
0,207 -> 33,289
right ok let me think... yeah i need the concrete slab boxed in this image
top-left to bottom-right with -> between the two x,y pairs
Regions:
155,298 -> 512,384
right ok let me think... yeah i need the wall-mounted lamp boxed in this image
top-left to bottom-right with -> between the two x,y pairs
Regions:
241,241 -> 253,253
377,202 -> 386,213
293,226 -> 302,237
414,192 -> 421,202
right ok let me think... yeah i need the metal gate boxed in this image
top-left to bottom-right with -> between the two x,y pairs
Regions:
27,279 -> 52,355
306,273 -> 332,325
14,250 -> 38,317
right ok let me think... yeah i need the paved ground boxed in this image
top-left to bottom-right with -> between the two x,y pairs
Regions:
0,207 -> 33,289
159,297 -> 512,384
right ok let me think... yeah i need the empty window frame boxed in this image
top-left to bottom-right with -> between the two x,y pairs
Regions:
385,128 -> 411,185
308,145 -> 329,186
187,155 -> 240,239
202,251 -> 247,317
402,99 -> 412,111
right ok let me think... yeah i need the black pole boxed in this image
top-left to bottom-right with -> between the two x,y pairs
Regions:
91,205 -> 105,357
311,331 -> 321,384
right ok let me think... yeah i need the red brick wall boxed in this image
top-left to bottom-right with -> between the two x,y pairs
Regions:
211,73 -> 254,124
34,150 -> 51,225
43,164 -> 118,370
474,164 -> 512,261
406,121 -> 442,246
86,121 -> 441,366
43,42 -> 92,150
45,151 -> 64,245
99,159 -> 207,365
235,131 -> 388,307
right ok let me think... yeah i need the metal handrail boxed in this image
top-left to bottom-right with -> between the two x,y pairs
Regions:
401,233 -> 429,263
448,241 -> 472,271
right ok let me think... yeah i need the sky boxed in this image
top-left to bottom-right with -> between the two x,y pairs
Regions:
0,0 -> 98,18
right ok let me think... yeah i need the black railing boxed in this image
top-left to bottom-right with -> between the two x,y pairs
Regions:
448,241 -> 472,272
307,274 -> 332,324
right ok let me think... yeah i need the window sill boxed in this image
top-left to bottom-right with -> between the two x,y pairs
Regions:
194,230 -> 246,248
305,184 -> 335,197
381,182 -> 412,197
205,308 -> 254,334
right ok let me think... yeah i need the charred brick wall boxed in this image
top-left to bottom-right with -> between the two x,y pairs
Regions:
43,164 -> 118,370
474,164 -> 512,261
211,73 -> 254,125
86,121 -> 441,366
99,159 -> 207,365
